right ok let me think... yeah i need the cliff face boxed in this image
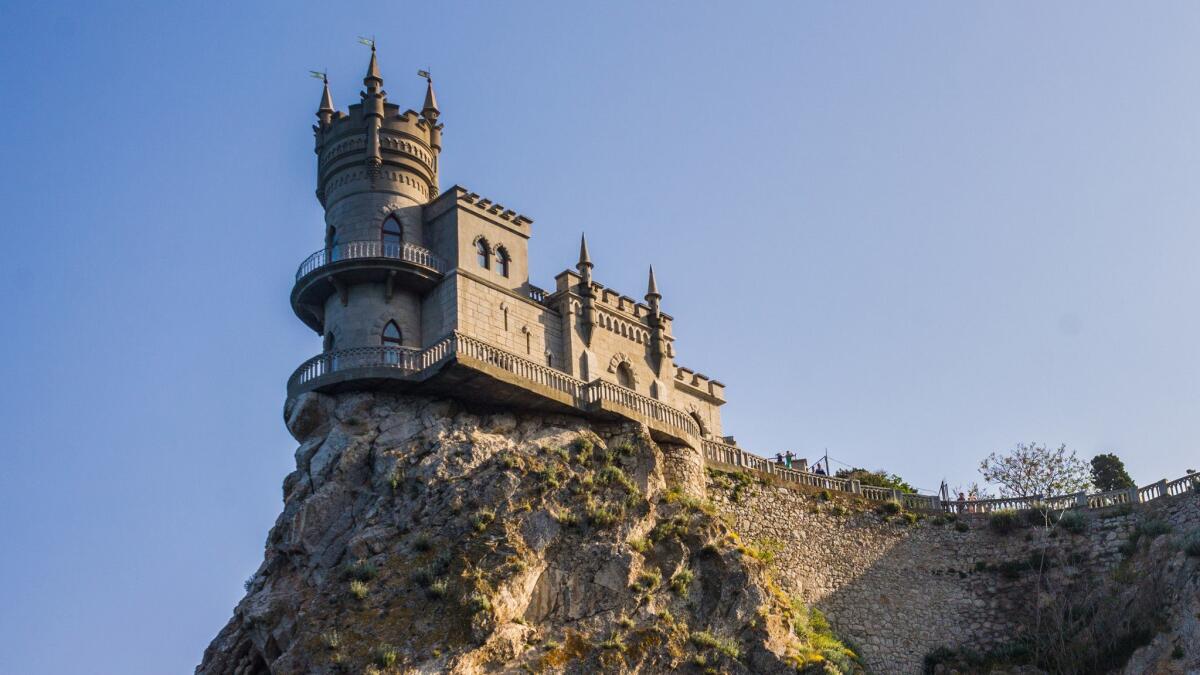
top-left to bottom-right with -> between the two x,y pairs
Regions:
198,392 -> 860,674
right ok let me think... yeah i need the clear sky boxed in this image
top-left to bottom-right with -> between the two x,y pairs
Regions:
1,1 -> 1198,672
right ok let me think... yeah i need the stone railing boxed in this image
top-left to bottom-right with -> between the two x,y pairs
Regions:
527,284 -> 549,304
295,240 -> 447,280
287,331 -> 702,440
581,379 -> 701,438
701,438 -> 1195,513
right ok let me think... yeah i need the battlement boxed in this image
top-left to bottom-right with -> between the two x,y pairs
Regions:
552,269 -> 674,330
674,366 -> 726,402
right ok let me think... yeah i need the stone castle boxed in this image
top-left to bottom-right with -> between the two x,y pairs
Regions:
198,46 -> 1200,674
288,45 -> 725,447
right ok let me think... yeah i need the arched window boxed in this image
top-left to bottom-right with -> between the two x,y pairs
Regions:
382,216 -> 403,251
382,321 -> 403,347
690,411 -> 709,438
476,238 -> 490,269
616,362 -> 635,390
496,246 -> 511,278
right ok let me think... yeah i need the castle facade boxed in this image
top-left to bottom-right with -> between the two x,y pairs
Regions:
288,47 -> 726,445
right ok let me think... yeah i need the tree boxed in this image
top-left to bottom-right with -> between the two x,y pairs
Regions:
834,467 -> 914,493
980,443 -> 1091,526
1089,453 -> 1135,492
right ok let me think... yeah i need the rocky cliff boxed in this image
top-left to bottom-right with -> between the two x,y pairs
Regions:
197,392 -> 862,674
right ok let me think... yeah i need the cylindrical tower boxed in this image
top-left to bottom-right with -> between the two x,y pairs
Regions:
288,47 -> 447,402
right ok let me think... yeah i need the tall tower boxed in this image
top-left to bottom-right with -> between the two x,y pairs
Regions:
291,46 -> 446,369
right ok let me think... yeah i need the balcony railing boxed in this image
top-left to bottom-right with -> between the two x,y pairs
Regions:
701,438 -> 1197,513
295,240 -> 447,281
286,332 -> 702,441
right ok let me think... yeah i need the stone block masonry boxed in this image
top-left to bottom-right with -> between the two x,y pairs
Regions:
706,469 -> 1200,674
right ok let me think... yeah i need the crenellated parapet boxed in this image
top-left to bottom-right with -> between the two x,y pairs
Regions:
313,46 -> 443,209
674,366 -> 726,403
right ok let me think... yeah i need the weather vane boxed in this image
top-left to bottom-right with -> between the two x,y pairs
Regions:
357,35 -> 375,49
417,69 -> 432,82
308,70 -> 327,83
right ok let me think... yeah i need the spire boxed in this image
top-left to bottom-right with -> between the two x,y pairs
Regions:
646,265 -> 660,299
364,43 -> 382,87
316,75 -> 335,123
422,75 -> 440,121
577,233 -> 593,270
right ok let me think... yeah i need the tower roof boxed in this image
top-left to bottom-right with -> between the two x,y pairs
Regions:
577,233 -> 592,269
422,77 -> 440,119
317,76 -> 334,115
646,265 -> 660,298
364,44 -> 382,86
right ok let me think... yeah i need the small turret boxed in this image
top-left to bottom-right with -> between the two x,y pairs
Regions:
645,265 -> 667,372
360,44 -> 386,173
645,265 -> 661,315
422,76 -> 440,123
577,234 -> 596,344
316,74 -> 335,127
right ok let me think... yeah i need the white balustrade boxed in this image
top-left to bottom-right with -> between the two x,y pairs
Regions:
295,240 -> 447,281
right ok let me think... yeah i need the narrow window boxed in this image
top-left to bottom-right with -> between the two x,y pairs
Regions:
323,333 -> 334,352
382,321 -> 403,347
476,238 -> 490,269
616,363 -> 635,390
496,246 -> 511,278
326,226 -> 337,261
382,216 -> 403,252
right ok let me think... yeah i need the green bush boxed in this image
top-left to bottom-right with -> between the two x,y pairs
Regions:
877,500 -> 902,516
988,510 -> 1024,535
1057,510 -> 1088,534
427,578 -> 448,599
670,568 -> 694,595
411,533 -> 433,552
631,568 -> 662,593
349,579 -> 369,599
372,644 -> 398,668
343,559 -> 378,582
470,508 -> 496,533
954,521 -> 970,532
689,631 -> 741,660
1137,519 -> 1172,539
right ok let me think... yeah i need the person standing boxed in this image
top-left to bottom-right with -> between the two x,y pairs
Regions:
784,451 -> 794,469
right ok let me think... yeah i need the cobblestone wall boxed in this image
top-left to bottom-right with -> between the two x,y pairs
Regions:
707,471 -> 1200,674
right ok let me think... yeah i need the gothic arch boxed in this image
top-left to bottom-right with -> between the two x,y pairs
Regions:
606,352 -> 640,389
686,404 -> 710,437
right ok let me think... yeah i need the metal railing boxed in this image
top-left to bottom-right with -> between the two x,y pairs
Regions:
295,240 -> 447,281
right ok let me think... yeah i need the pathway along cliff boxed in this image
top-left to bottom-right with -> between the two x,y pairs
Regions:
197,392 -> 862,674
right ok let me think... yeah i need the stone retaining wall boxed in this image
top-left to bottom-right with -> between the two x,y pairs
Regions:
707,470 -> 1200,674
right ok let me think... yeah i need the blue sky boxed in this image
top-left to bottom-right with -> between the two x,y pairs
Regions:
1,2 -> 1198,672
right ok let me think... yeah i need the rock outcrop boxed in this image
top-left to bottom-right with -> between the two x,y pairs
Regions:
198,392 -> 861,674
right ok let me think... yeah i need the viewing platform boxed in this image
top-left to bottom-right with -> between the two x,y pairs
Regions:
286,331 -> 702,445
290,240 -> 447,333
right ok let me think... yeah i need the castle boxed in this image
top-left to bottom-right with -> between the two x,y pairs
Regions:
287,45 -> 727,447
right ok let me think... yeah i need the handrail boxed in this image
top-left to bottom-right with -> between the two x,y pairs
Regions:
295,240 -> 447,281
286,331 -> 703,440
700,437 -> 1199,513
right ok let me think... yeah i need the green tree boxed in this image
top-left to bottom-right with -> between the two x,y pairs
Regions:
834,467 -> 914,493
1089,453 -> 1135,492
980,443 -> 1091,527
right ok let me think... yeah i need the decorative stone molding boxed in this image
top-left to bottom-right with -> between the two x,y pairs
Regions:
606,352 -> 640,387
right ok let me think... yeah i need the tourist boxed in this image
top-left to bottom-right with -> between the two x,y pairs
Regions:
814,463 -> 826,476
956,492 -> 966,514
784,451 -> 794,469
775,452 -> 784,465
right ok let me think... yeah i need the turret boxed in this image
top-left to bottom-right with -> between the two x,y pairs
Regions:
316,74 -> 335,128
577,234 -> 596,345
361,44 -> 386,173
645,266 -> 667,369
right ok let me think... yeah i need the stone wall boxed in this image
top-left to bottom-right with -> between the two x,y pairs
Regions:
454,272 -> 563,365
707,469 -> 1200,674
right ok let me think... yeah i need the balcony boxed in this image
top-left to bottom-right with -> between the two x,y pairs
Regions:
290,240 -> 447,333
286,332 -> 702,444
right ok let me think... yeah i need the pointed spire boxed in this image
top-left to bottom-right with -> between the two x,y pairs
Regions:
364,43 -> 382,87
317,75 -> 335,121
422,76 -> 440,121
577,233 -> 593,269
646,265 -> 660,299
